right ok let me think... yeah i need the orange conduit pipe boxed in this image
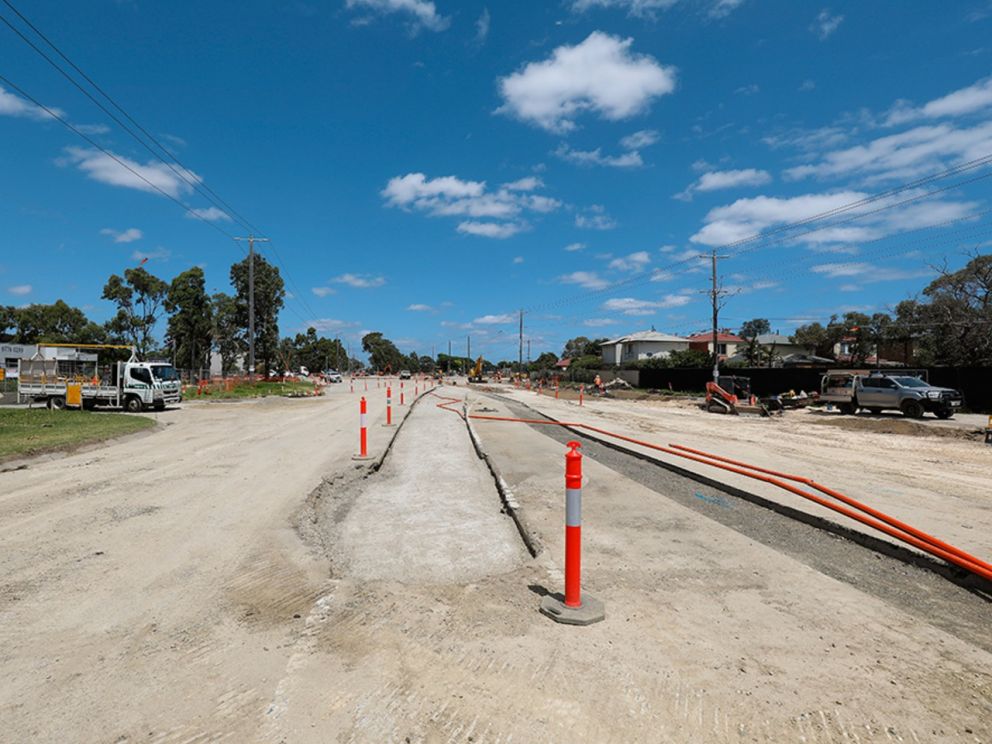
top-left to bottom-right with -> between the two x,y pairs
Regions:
668,443 -> 992,578
439,397 -> 992,584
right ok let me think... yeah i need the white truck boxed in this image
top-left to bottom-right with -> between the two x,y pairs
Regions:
17,344 -> 182,413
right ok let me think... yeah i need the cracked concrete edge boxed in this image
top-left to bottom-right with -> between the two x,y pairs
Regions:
463,393 -> 542,559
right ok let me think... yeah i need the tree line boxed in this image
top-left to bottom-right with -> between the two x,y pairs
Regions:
0,255 -> 356,376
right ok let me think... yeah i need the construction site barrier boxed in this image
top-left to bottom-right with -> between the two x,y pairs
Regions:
385,386 -> 394,427
400,382 -> 405,406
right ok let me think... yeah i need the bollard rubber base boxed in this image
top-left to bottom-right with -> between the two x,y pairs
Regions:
351,454 -> 375,461
381,423 -> 397,428
539,594 -> 605,626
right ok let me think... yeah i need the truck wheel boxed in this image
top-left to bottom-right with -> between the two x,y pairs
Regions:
48,396 -> 66,410
838,402 -> 855,415
868,408 -> 882,415
124,396 -> 144,413
901,400 -> 924,419
935,408 -> 954,420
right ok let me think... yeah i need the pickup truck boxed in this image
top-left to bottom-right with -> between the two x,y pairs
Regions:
820,370 -> 963,419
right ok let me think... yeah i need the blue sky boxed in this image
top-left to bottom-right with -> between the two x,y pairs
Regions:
3,0 -> 992,361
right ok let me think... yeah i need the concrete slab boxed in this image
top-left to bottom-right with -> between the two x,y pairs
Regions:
334,391 -> 527,584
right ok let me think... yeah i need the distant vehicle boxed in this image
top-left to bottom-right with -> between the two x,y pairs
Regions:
398,369 -> 412,379
467,356 -> 487,384
820,370 -> 963,419
18,343 -> 181,412
298,366 -> 310,377
324,370 -> 343,383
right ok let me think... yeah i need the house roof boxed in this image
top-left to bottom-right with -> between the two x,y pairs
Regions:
686,332 -> 745,343
601,330 -> 691,345
755,333 -> 797,345
554,358 -> 572,368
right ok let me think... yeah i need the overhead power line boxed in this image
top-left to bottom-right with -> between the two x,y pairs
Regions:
0,0 -> 323,325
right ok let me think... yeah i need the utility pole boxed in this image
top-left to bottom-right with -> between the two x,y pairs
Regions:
527,339 -> 531,364
447,339 -> 451,373
708,248 -> 732,383
467,335 -> 471,366
518,309 -> 524,373
233,235 -> 269,381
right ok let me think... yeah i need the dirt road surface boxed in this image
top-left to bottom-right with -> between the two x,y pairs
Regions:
0,383 -> 414,742
1,380 -> 989,742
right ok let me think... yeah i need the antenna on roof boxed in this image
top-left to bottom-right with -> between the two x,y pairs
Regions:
650,324 -> 656,331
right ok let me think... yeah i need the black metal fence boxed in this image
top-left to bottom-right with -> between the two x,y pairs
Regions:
638,367 -> 992,412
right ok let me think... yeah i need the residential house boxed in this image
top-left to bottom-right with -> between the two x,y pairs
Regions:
687,332 -> 744,360
600,330 -> 691,366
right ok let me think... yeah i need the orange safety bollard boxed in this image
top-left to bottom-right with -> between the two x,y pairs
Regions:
579,385 -> 584,407
352,396 -> 373,460
350,378 -> 354,394
384,386 -> 395,427
364,379 -> 368,392
555,384 -> 559,400
540,441 -> 604,625
400,381 -> 405,406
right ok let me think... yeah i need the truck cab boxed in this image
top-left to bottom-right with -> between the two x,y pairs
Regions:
126,362 -> 182,411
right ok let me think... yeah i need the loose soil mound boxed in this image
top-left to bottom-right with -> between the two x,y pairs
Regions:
806,414 -> 984,441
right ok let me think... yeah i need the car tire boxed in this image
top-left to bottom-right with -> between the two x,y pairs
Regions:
868,408 -> 882,415
838,402 -> 855,415
48,396 -> 66,410
935,408 -> 954,420
901,399 -> 924,419
125,396 -> 144,413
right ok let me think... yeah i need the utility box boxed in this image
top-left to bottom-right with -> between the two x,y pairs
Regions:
66,382 -> 83,409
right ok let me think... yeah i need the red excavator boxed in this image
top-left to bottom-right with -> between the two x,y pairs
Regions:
705,376 -> 770,416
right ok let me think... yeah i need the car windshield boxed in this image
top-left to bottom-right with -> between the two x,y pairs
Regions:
150,365 -> 179,381
889,376 -> 928,388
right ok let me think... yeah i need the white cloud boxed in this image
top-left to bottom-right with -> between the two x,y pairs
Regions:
100,227 -> 143,243
7,284 -> 31,296
650,269 -> 674,282
312,286 -> 336,297
576,205 -> 617,230
407,303 -> 433,311
564,242 -> 587,252
457,221 -> 526,239
603,294 -> 692,315
497,32 -> 676,133
502,176 -> 542,191
186,206 -> 232,222
620,129 -> 659,150
570,0 -> 677,17
554,143 -> 643,168
513,256 -> 525,264
132,248 -> 170,262
675,167 -> 771,200
382,171 -> 558,236
583,318 -> 618,327
559,271 -> 610,290
709,0 -> 745,18
690,190 -> 869,246
735,84 -> 759,96
783,121 -> 992,183
810,262 -> 935,283
307,318 -> 360,333
799,79 -> 816,92
811,8 -> 843,39
475,7 -> 490,44
61,146 -> 200,198
346,0 -> 449,32
608,250 -> 651,272
0,85 -> 64,121
885,77 -> 992,126
333,273 -> 386,288
473,313 -> 515,324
